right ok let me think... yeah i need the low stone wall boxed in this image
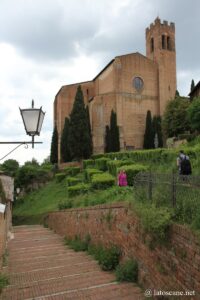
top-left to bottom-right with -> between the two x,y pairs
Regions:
48,203 -> 200,295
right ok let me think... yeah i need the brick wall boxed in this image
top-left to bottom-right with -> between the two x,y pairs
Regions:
47,203 -> 200,294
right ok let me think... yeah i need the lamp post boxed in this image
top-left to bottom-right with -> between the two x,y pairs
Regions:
0,100 -> 45,160
20,100 -> 45,148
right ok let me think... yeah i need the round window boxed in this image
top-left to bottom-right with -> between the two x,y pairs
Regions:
133,77 -> 144,91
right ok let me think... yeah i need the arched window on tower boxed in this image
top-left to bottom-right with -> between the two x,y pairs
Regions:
150,37 -> 154,52
167,36 -> 171,50
162,35 -> 166,49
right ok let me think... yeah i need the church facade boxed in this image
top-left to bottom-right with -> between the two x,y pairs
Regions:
54,18 -> 176,163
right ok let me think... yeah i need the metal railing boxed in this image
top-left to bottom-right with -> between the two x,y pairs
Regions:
133,172 -> 200,207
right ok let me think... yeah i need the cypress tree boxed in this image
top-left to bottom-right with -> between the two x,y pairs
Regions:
60,117 -> 71,162
191,79 -> 195,92
143,110 -> 154,149
105,125 -> 111,153
68,85 -> 91,161
110,110 -> 120,152
50,125 -> 58,164
85,105 -> 93,157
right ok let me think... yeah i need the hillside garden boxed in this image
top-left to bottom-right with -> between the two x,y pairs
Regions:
13,138 -> 200,241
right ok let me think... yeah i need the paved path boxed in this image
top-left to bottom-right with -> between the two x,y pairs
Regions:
1,225 -> 144,300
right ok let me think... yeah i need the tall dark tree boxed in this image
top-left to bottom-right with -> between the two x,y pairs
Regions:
105,125 -> 111,153
191,79 -> 195,93
110,110 -> 120,152
50,125 -> 58,164
68,85 -> 91,160
85,105 -> 93,157
143,110 -> 154,149
61,117 -> 71,162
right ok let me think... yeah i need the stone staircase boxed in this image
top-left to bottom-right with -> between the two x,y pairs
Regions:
0,225 -> 144,299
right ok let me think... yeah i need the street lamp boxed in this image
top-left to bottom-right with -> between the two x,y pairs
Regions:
0,100 -> 45,160
20,100 -> 45,148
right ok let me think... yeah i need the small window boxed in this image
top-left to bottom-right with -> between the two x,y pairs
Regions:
151,37 -> 154,52
133,77 -> 144,91
162,35 -> 165,49
86,89 -> 89,95
167,36 -> 171,50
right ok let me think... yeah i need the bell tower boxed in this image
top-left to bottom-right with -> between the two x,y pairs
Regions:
146,17 -> 176,115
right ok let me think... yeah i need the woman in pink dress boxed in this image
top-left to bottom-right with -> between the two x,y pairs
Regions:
118,170 -> 128,187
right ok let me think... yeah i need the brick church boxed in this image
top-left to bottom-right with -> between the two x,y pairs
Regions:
54,17 -> 176,163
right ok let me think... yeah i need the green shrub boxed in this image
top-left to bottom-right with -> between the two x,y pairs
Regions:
134,203 -> 172,241
63,166 -> 81,176
117,164 -> 149,186
58,199 -> 73,210
115,259 -> 138,282
94,158 -> 110,171
84,168 -> 103,182
66,177 -> 81,186
55,173 -> 66,182
91,173 -> 115,189
0,274 -> 9,293
67,183 -> 91,197
98,246 -> 121,271
64,234 -> 91,251
83,159 -> 95,169
107,160 -> 133,176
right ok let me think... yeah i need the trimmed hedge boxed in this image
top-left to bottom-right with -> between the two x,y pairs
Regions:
67,183 -> 91,197
55,173 -> 66,182
63,166 -> 81,176
83,159 -> 95,169
117,164 -> 149,186
91,173 -> 115,189
66,177 -> 82,186
94,158 -> 110,171
107,160 -> 134,176
84,168 -> 103,182
92,148 -> 200,165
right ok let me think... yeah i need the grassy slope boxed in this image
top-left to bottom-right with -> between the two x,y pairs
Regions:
13,140 -> 200,225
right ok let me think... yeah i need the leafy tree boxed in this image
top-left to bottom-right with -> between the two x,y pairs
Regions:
187,97 -> 200,132
110,110 -> 120,152
24,158 -> 40,167
143,110 -> 154,149
68,85 -> 91,160
191,79 -> 195,93
105,125 -> 111,153
162,97 -> 191,137
60,117 -> 71,162
50,125 -> 58,164
1,159 -> 19,177
85,105 -> 93,157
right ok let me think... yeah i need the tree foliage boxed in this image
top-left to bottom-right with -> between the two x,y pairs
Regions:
50,125 -> 58,164
1,159 -> 19,177
143,110 -> 154,149
162,97 -> 191,137
187,97 -> 200,132
60,117 -> 71,162
68,85 -> 91,160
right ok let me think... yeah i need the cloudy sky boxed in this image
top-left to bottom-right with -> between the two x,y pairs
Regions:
0,0 -> 199,165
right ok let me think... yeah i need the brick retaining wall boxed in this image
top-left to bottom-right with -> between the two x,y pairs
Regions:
47,203 -> 200,294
